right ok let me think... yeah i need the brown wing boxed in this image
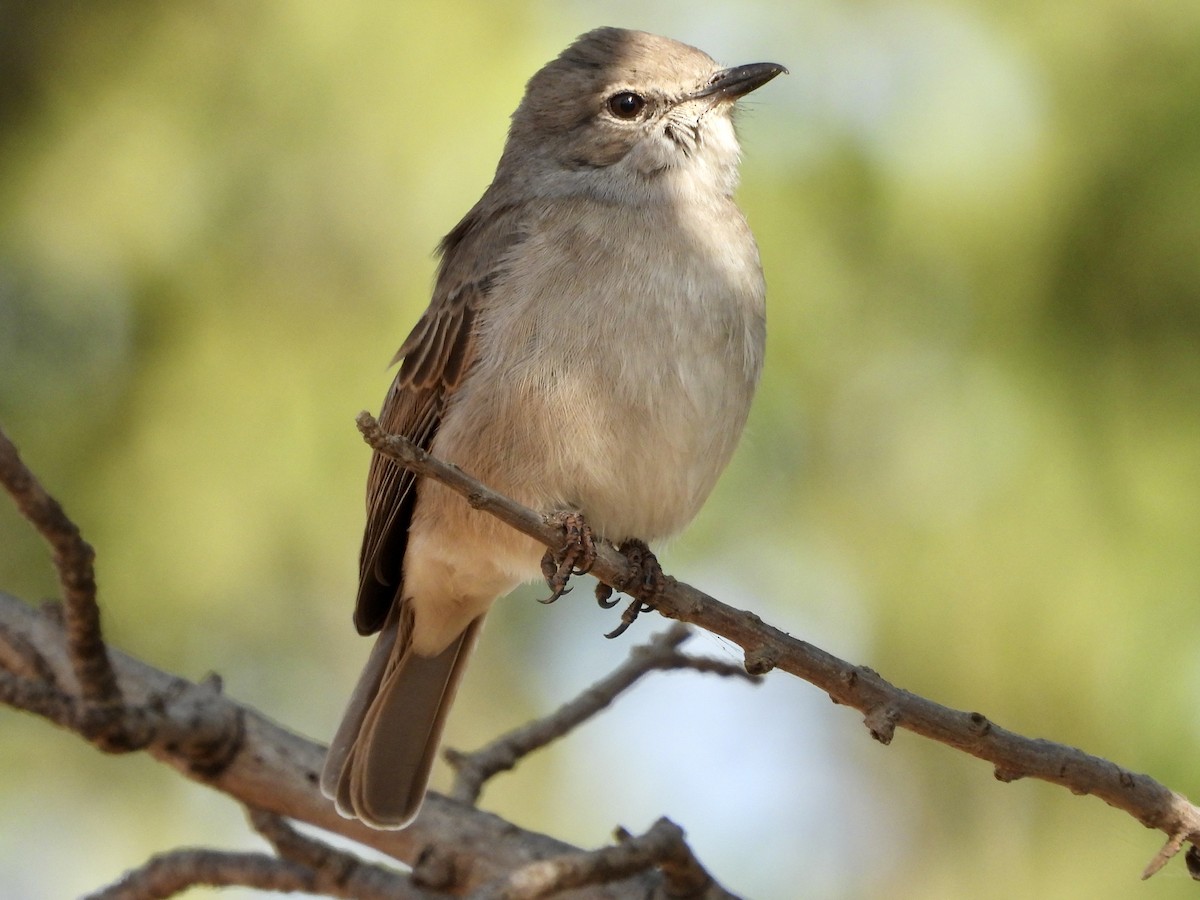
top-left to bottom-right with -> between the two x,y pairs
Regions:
352,200 -> 519,635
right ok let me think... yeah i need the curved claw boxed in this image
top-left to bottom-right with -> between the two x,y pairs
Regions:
538,582 -> 574,604
604,597 -> 656,639
539,512 -> 596,605
605,619 -> 634,640
595,582 -> 618,609
600,539 -> 666,638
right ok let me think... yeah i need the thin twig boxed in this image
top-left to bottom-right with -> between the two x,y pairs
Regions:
1,624 -> 242,772
0,617 -> 59,682
84,849 -> 317,900
446,622 -> 758,805
357,412 -> 1200,878
0,427 -> 123,739
0,668 -> 77,726
1142,829 -> 1188,880
246,807 -> 415,899
468,817 -> 736,900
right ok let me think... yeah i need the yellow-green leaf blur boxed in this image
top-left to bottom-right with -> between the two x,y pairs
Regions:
1,3 -> 1198,898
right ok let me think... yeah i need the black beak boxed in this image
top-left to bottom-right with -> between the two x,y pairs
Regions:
692,62 -> 788,101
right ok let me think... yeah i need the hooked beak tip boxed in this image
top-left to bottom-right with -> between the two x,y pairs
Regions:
694,62 -> 787,101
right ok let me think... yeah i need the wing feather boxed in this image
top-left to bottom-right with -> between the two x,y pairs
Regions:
353,200 -> 521,635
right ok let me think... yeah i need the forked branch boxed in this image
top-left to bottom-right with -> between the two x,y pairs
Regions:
355,411 -> 1200,881
0,424 -> 741,898
0,427 -> 123,743
446,622 -> 758,805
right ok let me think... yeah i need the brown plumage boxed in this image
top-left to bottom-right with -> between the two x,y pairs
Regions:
321,26 -> 783,828
322,203 -> 520,826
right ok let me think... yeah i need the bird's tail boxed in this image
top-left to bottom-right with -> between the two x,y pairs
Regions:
321,604 -> 482,828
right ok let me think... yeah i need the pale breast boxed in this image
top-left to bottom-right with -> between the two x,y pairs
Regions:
436,193 -> 766,544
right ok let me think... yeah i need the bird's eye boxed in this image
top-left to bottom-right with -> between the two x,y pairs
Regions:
607,91 -> 646,120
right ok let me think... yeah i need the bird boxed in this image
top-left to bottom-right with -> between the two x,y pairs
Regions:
321,25 -> 785,829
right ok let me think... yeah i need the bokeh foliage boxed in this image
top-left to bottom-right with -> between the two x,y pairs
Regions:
1,2 -> 1198,898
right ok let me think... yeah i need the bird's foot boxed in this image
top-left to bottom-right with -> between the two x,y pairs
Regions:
596,538 -> 669,639
539,511 -> 596,604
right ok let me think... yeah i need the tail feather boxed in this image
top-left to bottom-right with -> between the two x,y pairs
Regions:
321,605 -> 482,828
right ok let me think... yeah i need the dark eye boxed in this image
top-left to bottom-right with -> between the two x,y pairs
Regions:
607,91 -> 646,119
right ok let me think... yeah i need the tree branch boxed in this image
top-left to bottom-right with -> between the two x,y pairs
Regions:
469,817 -> 735,900
0,590 -> 673,897
1,424 -> 752,898
446,622 -> 758,805
0,427 -> 123,743
84,849 -> 321,900
4,408 -> 1197,895
245,808 -> 418,899
355,411 -> 1200,880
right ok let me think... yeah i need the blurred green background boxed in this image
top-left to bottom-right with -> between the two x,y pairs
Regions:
2,1 -> 1199,898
